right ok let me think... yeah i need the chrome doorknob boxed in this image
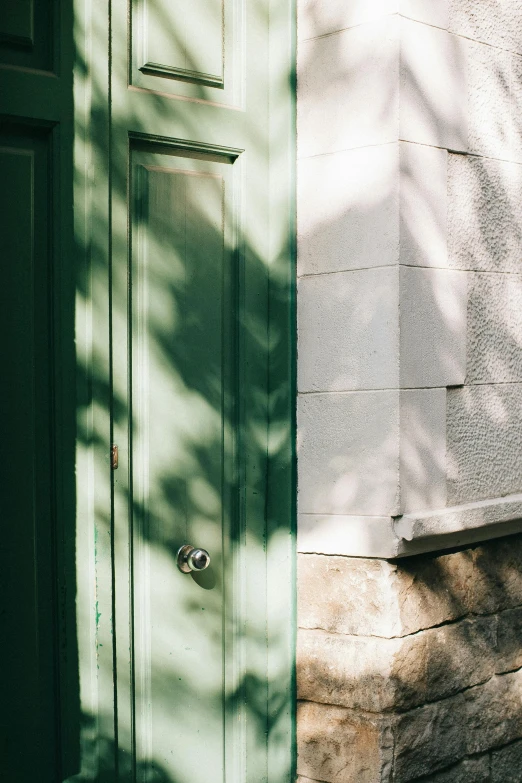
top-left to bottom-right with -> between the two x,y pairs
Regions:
177,544 -> 211,573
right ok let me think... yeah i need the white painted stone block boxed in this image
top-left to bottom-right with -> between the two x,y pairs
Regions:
447,384 -> 522,505
511,53 -> 522,162
467,273 -> 522,384
506,0 -> 522,55
399,388 -> 447,513
400,0 -> 450,29
448,154 -> 522,273
399,267 -> 467,388
298,0 -> 449,40
449,0 -> 522,55
297,144 -> 400,276
298,390 -> 399,515
297,18 -> 399,158
467,40 -> 511,159
400,19 -> 468,150
298,268 -> 399,392
298,0 -> 396,41
400,142 -> 448,268
298,513 -> 400,558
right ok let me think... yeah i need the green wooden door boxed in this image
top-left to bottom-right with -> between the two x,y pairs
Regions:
0,2 -> 77,780
0,0 -> 295,783
105,1 -> 295,778
1,0 -> 294,780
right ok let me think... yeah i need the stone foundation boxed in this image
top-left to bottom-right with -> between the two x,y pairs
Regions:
297,534 -> 522,782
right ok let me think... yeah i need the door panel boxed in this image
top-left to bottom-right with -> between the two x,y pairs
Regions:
0,0 -> 52,71
105,0 -> 295,775
0,128 -> 58,781
138,0 -> 223,83
129,150 -> 235,781
130,0 -> 241,104
0,0 -> 77,774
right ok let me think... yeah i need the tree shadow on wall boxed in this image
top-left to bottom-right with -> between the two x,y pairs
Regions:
297,5 -> 522,534
296,5 -> 522,783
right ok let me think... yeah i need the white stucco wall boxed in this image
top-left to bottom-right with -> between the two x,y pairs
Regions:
297,0 -> 522,557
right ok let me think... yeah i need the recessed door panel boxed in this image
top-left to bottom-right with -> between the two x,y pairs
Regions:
128,148 -> 236,782
138,0 -> 223,85
130,0 -> 241,105
0,0 -> 33,46
0,128 -> 59,782
0,0 -> 52,71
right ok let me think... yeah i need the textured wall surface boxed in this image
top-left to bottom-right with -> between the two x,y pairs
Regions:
298,0 -> 522,556
297,0 -> 522,779
297,535 -> 522,782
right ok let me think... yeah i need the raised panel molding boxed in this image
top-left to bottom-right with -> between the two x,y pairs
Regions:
129,0 -> 243,106
136,0 -> 224,86
122,140 -> 243,781
129,131 -> 242,162
139,61 -> 224,88
0,123 -> 62,780
0,0 -> 34,48
0,0 -> 52,71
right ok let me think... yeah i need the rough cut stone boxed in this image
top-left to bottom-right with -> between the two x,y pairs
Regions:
297,701 -> 394,783
394,668 -> 522,780
298,536 -> 522,639
298,554 -> 401,637
469,537 -> 522,614
298,670 -> 522,781
298,609 -> 522,712
496,607 -> 522,674
412,756 -> 490,783
298,629 -> 401,712
491,739 -> 522,782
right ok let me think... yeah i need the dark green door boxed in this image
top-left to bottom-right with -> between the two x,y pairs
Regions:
1,0 -> 294,781
0,1 -> 77,779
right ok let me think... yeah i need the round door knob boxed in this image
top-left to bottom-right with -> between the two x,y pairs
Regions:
177,544 -> 211,573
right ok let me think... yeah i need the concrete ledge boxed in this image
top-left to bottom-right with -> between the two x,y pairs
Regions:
299,494 -> 522,558
397,493 -> 522,543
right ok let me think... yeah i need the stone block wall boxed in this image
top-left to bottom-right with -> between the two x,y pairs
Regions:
297,0 -> 522,779
297,535 -> 522,781
298,0 -> 522,557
